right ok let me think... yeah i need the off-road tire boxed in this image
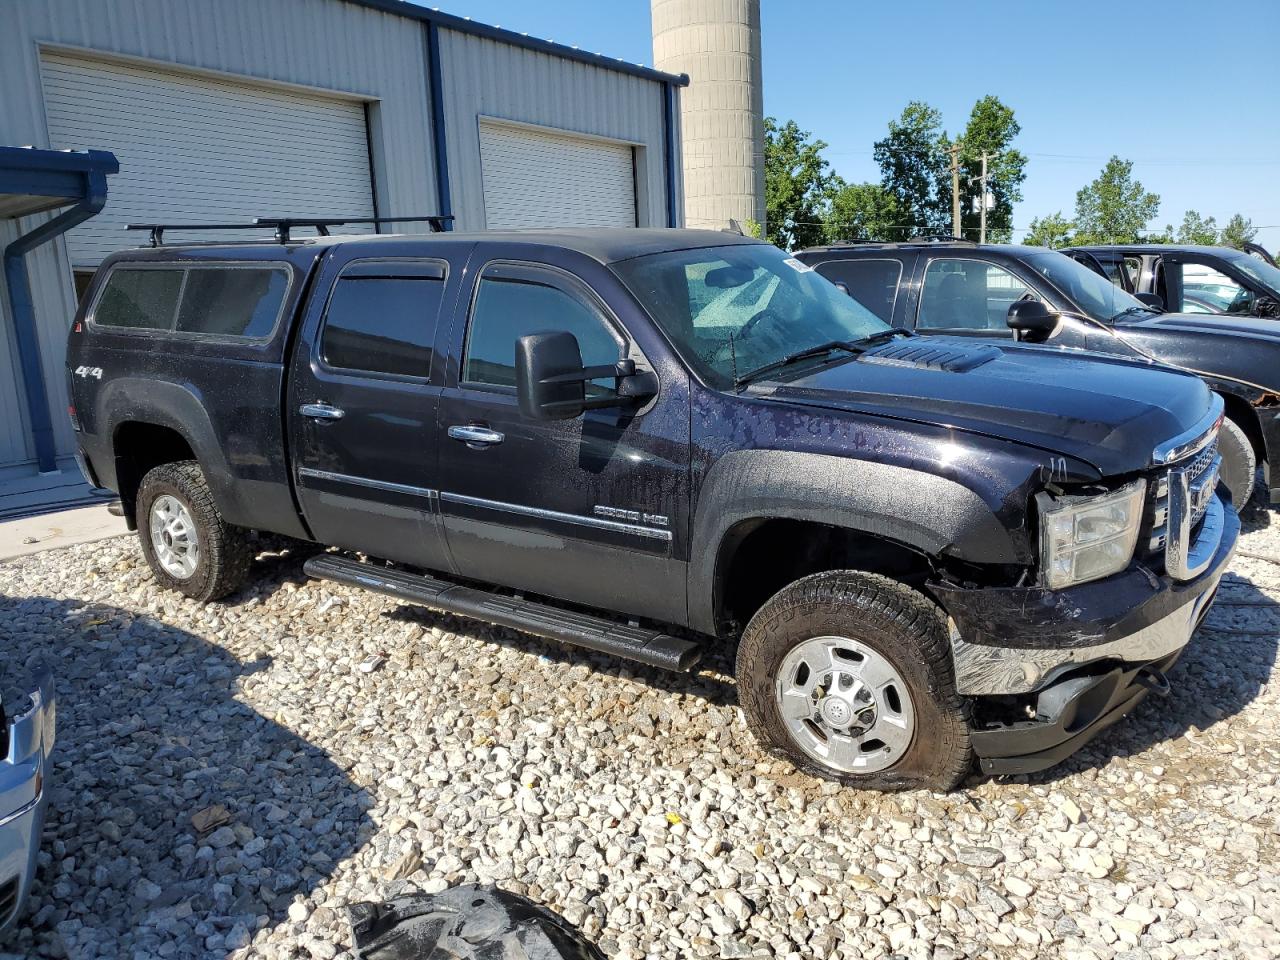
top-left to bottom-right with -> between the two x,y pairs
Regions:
736,570 -> 972,792
1218,416 -> 1256,512
136,460 -> 253,602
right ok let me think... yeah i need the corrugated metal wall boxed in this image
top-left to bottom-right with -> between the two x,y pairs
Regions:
439,29 -> 671,231
1,0 -> 676,474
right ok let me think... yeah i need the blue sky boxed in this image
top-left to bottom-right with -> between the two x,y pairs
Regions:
425,0 -> 1280,249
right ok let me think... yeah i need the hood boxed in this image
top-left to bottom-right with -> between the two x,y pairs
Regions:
755,337 -> 1212,476
1115,312 -> 1280,391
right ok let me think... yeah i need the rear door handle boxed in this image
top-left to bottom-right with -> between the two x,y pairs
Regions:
448,424 -> 504,446
300,402 -> 345,421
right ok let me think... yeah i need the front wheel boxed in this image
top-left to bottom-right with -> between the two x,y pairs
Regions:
136,460 -> 252,602
1217,416 -> 1256,512
736,570 -> 972,792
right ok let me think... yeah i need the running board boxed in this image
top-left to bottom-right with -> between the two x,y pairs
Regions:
303,554 -> 702,672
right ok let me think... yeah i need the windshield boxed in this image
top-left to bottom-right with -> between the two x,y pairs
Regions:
612,243 -> 889,387
1024,252 -> 1150,323
1226,251 -> 1280,295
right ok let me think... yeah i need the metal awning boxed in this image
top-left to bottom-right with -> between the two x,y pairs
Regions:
1,146 -> 118,473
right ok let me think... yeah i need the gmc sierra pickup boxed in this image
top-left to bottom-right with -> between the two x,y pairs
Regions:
67,226 -> 1238,791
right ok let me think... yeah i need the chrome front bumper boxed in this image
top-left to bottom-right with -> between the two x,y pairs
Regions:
0,671 -> 55,932
948,492 -> 1236,697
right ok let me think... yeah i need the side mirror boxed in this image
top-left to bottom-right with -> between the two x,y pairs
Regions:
1253,296 -> 1280,318
516,331 -> 658,421
1006,299 -> 1061,343
833,281 -> 852,297
1134,292 -> 1164,311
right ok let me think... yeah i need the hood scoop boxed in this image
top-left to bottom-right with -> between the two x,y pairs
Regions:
858,339 -> 1002,373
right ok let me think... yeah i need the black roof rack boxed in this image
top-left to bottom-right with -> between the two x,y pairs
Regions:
831,238 -> 884,246
906,234 -> 975,244
126,215 -> 455,247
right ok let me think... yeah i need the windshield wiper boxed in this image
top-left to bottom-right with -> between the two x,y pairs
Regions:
733,340 -> 861,388
733,329 -> 909,388
1111,305 -> 1156,322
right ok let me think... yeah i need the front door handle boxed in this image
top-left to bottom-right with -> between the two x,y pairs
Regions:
300,402 -> 345,421
448,424 -> 504,446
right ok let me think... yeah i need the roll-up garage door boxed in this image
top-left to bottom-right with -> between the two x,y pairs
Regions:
479,120 -> 636,229
40,53 -> 375,266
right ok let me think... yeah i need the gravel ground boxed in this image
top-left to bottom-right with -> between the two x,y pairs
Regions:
0,510 -> 1277,960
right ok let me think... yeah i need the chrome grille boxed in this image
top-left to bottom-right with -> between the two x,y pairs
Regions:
1148,438 -> 1219,555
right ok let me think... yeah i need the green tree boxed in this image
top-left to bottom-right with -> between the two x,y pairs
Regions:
873,101 -> 948,236
763,117 -> 841,250
823,182 -> 900,242
1072,157 -> 1161,244
1023,212 -> 1075,248
1176,210 -> 1219,244
1220,213 -> 1258,249
952,96 -> 1027,242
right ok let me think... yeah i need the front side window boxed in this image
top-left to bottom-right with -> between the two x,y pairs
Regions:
463,268 -> 621,390
1171,261 -> 1255,315
320,275 -> 444,378
917,259 -> 1031,330
813,259 -> 904,322
1023,252 -> 1150,323
93,264 -> 289,337
612,243 -> 888,387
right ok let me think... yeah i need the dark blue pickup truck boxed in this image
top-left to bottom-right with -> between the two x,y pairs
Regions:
66,226 -> 1237,791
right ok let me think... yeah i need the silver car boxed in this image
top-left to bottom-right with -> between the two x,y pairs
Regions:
0,671 -> 54,933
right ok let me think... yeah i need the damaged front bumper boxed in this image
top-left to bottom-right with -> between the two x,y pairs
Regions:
0,671 -> 55,933
935,493 -> 1238,775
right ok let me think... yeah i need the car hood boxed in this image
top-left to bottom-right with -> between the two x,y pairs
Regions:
755,337 -> 1212,476
1114,312 -> 1280,391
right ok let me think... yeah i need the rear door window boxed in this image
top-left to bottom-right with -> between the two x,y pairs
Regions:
320,265 -> 447,379
812,259 -> 904,322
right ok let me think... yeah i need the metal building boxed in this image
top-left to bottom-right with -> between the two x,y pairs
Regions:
652,0 -> 765,233
1,0 -> 687,491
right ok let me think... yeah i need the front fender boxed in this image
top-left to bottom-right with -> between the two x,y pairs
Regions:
687,449 -> 1022,635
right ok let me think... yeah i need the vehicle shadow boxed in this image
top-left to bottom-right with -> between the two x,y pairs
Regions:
0,594 -> 374,959
1020,570 -> 1279,785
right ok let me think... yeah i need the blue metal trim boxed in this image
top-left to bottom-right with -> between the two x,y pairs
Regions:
663,82 -> 680,228
348,0 -> 690,87
425,21 -> 453,230
1,148 -> 118,473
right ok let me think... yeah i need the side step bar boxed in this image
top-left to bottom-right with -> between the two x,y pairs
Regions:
304,554 -> 702,672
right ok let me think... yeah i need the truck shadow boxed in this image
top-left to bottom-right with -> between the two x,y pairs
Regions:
0,595 -> 374,959
1023,570 -> 1279,785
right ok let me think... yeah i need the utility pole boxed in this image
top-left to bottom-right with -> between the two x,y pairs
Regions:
969,152 -> 994,244
948,142 -> 962,240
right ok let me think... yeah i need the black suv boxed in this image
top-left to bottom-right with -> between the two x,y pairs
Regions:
68,226 -> 1237,790
797,240 -> 1280,508
1066,243 -> 1280,318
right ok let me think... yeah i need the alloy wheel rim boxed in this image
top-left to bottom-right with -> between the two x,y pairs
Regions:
149,494 -> 200,579
774,635 -> 915,774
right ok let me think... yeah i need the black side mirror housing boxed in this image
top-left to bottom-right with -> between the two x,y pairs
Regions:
516,331 -> 658,421
1006,300 -> 1061,343
1134,292 -> 1164,311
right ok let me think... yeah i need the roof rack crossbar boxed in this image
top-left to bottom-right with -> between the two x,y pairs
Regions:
126,215 -> 455,247
907,234 -> 976,244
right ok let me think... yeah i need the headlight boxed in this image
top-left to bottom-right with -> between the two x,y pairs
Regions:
1039,479 -> 1146,589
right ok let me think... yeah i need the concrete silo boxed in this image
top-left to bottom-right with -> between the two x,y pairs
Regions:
652,0 -> 765,233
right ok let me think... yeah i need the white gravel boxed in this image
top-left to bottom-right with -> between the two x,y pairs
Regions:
0,511 -> 1277,960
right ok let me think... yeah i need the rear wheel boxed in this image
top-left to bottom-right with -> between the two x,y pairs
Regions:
1218,416 -> 1256,512
136,460 -> 252,601
735,570 -> 972,792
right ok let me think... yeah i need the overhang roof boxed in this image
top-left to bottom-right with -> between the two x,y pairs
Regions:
0,146 -> 120,220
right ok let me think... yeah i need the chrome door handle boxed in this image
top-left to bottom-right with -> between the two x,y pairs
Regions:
448,425 -> 504,446
300,403 -> 345,421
